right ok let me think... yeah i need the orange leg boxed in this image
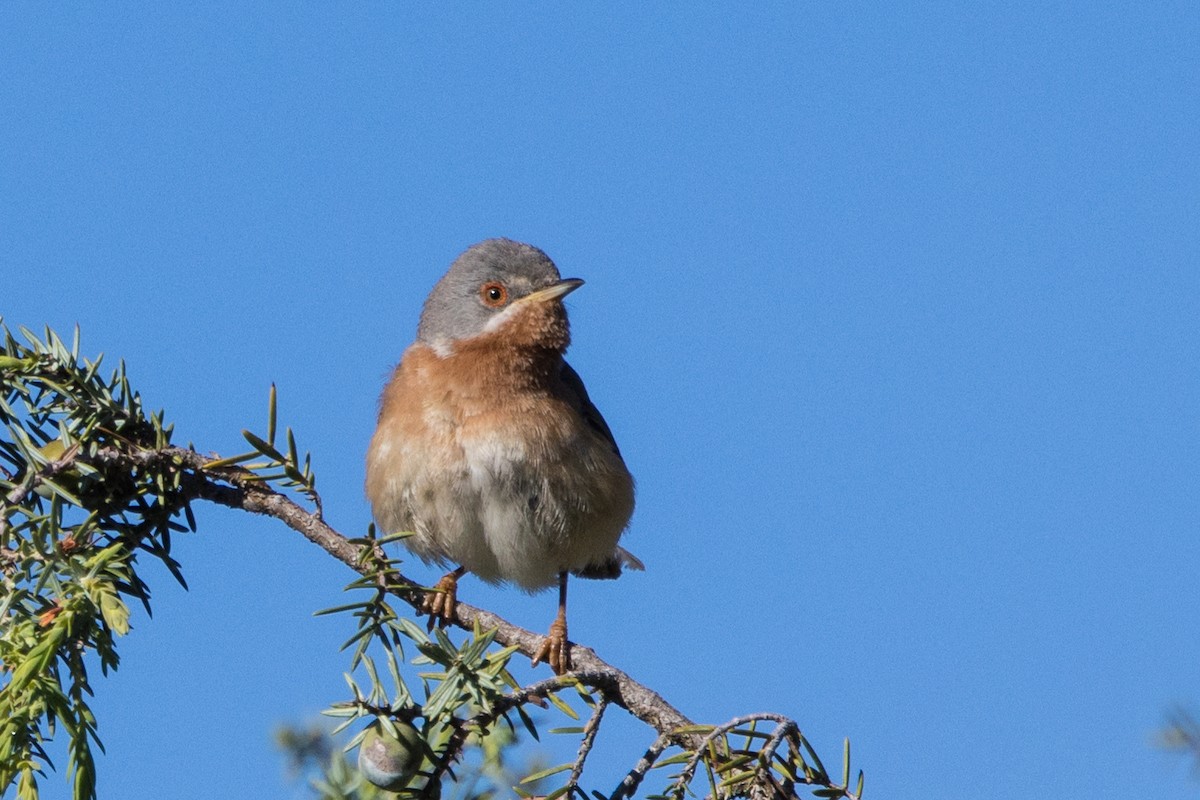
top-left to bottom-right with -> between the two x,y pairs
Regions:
422,565 -> 467,630
532,572 -> 571,674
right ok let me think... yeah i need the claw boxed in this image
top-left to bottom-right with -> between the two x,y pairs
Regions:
421,567 -> 464,630
532,614 -> 571,674
532,572 -> 572,674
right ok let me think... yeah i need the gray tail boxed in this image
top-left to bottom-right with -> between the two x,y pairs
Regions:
572,546 -> 645,580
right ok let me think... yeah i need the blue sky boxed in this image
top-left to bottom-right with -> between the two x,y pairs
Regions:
3,3 -> 1198,799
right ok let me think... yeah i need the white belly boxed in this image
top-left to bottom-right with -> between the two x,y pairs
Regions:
370,426 -> 632,592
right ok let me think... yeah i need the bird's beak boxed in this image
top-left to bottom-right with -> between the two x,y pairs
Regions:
520,278 -> 585,305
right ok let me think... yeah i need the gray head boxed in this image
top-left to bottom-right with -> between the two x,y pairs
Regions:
417,238 -> 583,344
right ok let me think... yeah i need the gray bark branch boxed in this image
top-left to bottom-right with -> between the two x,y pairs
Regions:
103,445 -> 700,747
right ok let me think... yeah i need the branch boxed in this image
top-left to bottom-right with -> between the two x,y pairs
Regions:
90,445 -> 862,799
97,445 -> 700,747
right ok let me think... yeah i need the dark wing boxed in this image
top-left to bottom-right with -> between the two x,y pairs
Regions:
560,361 -> 642,579
559,361 -> 623,457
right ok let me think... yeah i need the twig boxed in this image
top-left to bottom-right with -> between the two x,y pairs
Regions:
760,718 -> 798,770
566,694 -> 609,793
2,443 -> 82,543
611,732 -> 671,800
424,673 -> 608,790
461,671 -> 615,735
3,442 -> 81,506
667,713 -> 793,800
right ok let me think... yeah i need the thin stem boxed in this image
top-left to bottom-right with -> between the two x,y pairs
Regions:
611,732 -> 671,800
566,694 -> 609,792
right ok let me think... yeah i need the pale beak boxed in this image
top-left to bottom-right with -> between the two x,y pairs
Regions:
519,278 -> 585,305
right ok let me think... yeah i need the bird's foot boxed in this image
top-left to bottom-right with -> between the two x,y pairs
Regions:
422,569 -> 462,630
532,615 -> 571,674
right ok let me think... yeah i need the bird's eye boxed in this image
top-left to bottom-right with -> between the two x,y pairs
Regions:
480,282 -> 508,308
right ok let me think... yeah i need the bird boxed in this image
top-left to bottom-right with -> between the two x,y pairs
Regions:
365,238 -> 638,674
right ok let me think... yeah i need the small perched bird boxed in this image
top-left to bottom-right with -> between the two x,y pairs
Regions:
366,238 -> 638,674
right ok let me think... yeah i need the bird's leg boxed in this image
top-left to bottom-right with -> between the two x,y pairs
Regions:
532,572 -> 571,674
422,565 -> 467,630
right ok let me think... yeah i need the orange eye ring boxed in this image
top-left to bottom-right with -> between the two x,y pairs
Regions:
480,282 -> 508,308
